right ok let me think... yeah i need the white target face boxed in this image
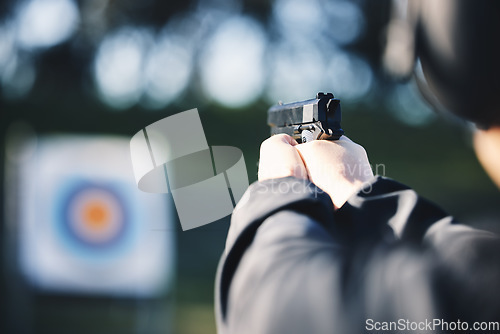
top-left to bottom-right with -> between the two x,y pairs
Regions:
14,135 -> 174,297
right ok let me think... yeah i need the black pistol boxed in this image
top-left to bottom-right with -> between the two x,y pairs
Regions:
267,92 -> 344,143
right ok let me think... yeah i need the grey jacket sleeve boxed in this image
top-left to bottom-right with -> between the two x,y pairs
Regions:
215,176 -> 500,334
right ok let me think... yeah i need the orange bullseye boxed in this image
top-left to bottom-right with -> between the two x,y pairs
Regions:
82,202 -> 110,232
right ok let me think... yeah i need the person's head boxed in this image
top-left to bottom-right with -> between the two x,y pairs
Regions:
385,0 -> 500,187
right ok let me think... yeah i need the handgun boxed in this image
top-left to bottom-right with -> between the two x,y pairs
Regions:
267,92 -> 344,143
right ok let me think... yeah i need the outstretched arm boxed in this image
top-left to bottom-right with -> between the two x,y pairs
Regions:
216,135 -> 500,334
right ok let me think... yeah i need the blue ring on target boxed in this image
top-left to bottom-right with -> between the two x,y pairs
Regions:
54,179 -> 135,260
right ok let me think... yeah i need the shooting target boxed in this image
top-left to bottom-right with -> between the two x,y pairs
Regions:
9,135 -> 175,296
55,181 -> 133,258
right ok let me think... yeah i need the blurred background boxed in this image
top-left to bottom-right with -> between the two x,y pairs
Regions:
1,0 -> 499,333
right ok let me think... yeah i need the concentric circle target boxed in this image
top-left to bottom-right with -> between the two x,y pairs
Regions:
59,182 -> 129,250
